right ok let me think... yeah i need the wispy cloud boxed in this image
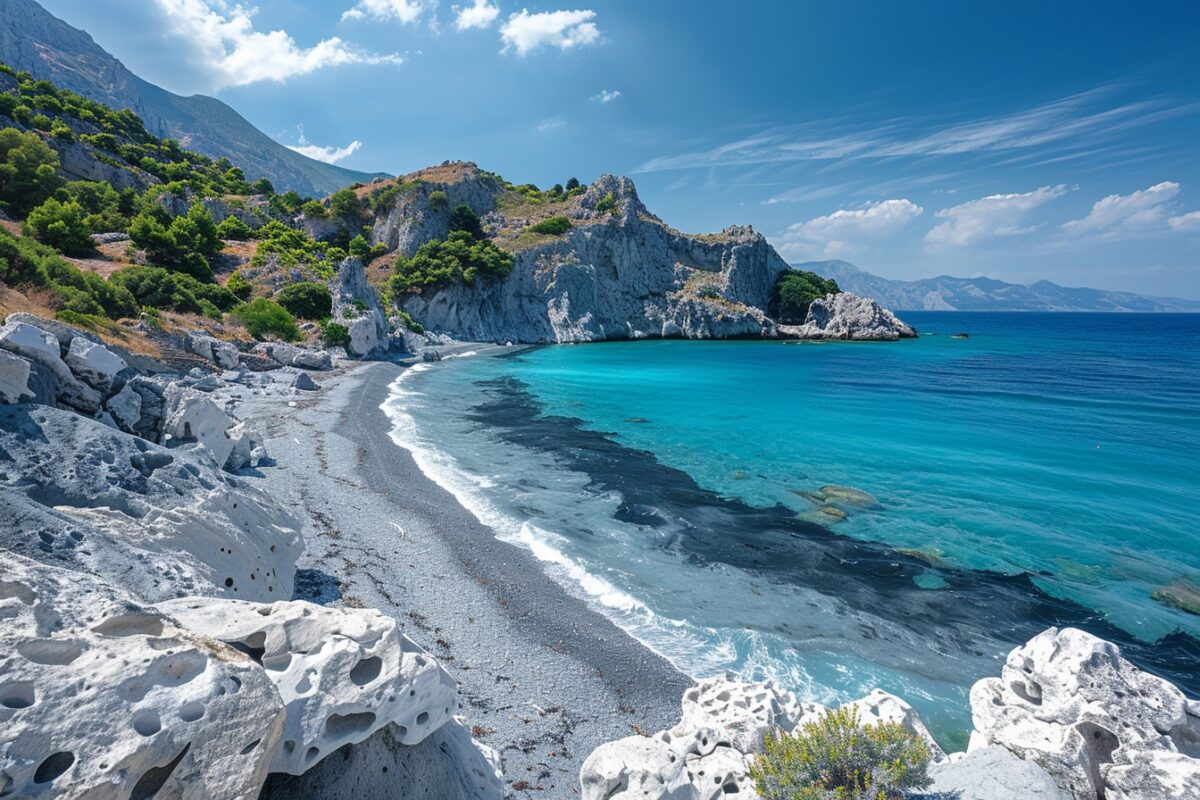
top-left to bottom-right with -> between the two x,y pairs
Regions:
535,116 -> 566,133
775,199 -> 923,259
284,126 -> 362,164
342,0 -> 427,23
453,0 -> 500,30
591,88 -> 621,103
153,0 -> 402,90
1169,210 -> 1200,231
634,85 -> 1199,173
927,185 -> 1069,247
500,9 -> 601,56
1063,181 -> 1181,237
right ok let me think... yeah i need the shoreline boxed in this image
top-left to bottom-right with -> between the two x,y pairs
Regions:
236,357 -> 690,796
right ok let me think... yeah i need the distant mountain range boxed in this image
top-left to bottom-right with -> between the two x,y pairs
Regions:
0,0 -> 387,196
799,260 -> 1200,313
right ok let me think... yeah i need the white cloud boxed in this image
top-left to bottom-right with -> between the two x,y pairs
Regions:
591,88 -> 620,103
1063,181 -> 1180,236
453,0 -> 500,29
500,9 -> 600,56
342,0 -> 426,23
927,185 -> 1068,247
535,116 -> 566,133
775,199 -> 923,258
284,126 -> 362,164
153,0 -> 402,89
1169,210 -> 1200,231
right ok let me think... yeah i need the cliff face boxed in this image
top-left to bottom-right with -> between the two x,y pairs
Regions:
383,167 -> 793,344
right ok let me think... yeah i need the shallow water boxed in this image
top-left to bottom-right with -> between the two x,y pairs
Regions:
383,313 -> 1200,746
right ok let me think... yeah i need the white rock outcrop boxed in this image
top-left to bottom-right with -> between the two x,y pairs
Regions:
0,405 -> 302,603
0,554 -> 286,800
63,336 -> 127,392
330,257 -> 390,358
159,597 -> 459,775
969,627 -> 1200,800
186,333 -> 240,370
581,675 -> 941,800
784,292 -> 917,341
0,320 -> 100,412
0,348 -> 30,403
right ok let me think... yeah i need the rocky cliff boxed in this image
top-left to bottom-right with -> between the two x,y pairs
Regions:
373,164 -> 912,344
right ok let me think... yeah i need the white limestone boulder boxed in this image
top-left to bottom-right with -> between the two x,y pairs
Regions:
1104,750 -> 1200,800
786,293 -> 917,341
0,553 -> 286,800
187,333 -> 240,370
158,597 -> 459,775
64,336 -> 127,393
0,348 -> 30,403
224,421 -> 263,472
670,674 -> 822,754
0,405 -> 302,603
163,387 -> 237,468
105,381 -> 142,431
927,745 -> 1069,800
846,688 -> 945,762
0,320 -> 100,412
969,627 -> 1200,800
581,736 -> 691,800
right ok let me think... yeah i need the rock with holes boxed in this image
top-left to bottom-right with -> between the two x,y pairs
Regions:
0,553 -> 286,800
1104,749 -> 1200,800
0,348 -> 30,403
63,336 -> 127,393
0,404 -> 301,604
158,597 -> 459,775
580,735 -> 691,800
669,674 -> 823,755
845,689 -> 945,762
162,385 -> 238,468
968,626 -> 1200,800
0,321 -> 100,412
782,293 -> 917,341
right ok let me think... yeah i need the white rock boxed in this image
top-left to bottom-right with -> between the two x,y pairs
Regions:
581,736 -> 691,800
1104,750 -> 1200,800
0,553 -> 286,800
0,348 -> 30,403
786,293 -> 917,341
224,421 -> 263,471
187,333 -> 240,370
669,674 -> 822,754
927,745 -> 1069,800
0,405 -> 302,604
159,597 -> 459,775
969,627 -> 1200,800
64,336 -> 127,392
846,688 -> 945,762
0,321 -> 100,412
162,386 -> 237,468
105,381 -> 142,431
291,349 -> 332,371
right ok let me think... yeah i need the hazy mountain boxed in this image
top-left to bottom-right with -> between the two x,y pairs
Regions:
799,260 -> 1200,313
0,0 -> 387,196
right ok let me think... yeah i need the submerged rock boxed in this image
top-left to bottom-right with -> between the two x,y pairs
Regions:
1152,580 -> 1200,616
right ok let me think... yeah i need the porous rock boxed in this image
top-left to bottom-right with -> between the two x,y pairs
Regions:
0,404 -> 302,603
159,597 -> 459,775
0,553 -> 286,800
0,321 -> 100,412
968,626 -> 1200,800
785,292 -> 917,341
64,336 -> 127,393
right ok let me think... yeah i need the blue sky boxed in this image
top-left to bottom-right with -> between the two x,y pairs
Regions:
38,0 -> 1200,297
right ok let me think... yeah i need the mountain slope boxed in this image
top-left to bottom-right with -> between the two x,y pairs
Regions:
801,260 -> 1200,312
0,0 -> 386,196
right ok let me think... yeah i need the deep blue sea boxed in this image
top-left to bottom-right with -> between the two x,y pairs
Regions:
383,313 -> 1200,747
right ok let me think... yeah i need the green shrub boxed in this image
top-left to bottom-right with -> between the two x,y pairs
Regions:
329,187 -> 363,220
394,309 -> 424,334
226,270 -> 253,300
770,270 -> 840,324
565,177 -> 581,192
748,707 -> 931,800
528,216 -> 572,236
251,177 -> 275,196
448,204 -> 484,239
0,227 -> 136,318
25,197 -> 93,255
389,230 -> 513,294
275,281 -> 332,320
594,191 -> 617,214
109,265 -> 238,317
427,189 -> 448,208
301,200 -> 329,219
233,297 -> 300,341
129,201 -> 221,282
251,219 -> 343,278
320,320 -> 351,348
60,180 -> 127,233
0,127 -> 63,216
216,215 -> 254,241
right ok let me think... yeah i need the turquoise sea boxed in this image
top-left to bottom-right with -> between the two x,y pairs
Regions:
383,312 -> 1200,746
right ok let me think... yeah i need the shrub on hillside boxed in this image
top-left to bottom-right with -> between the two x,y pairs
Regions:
389,230 -> 512,293
428,189 -> 448,208
110,265 -> 238,318
0,227 -> 137,318
233,297 -> 300,341
748,707 -> 932,800
320,320 -> 351,348
394,309 -> 424,334
330,188 -> 363,220
275,281 -> 332,320
25,197 -> 92,255
129,201 -> 222,282
448,204 -> 484,239
770,269 -> 840,324
594,191 -> 617,214
217,215 -> 254,241
301,199 -> 329,219
528,216 -> 572,236
0,127 -> 63,216
226,270 -> 253,300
